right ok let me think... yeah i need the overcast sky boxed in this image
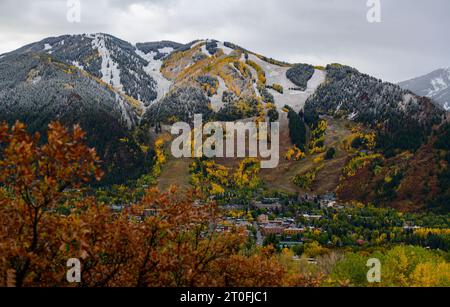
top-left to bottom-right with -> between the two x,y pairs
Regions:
0,0 -> 449,82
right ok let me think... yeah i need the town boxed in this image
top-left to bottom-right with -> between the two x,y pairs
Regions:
214,191 -> 449,256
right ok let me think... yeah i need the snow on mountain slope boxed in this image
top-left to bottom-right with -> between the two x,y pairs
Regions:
247,54 -> 326,112
158,46 -> 175,54
201,43 -> 213,57
92,34 -> 124,92
134,47 -> 172,106
216,41 -> 234,56
399,67 -> 450,111
305,64 -> 444,140
209,76 -> 227,111
4,33 -> 182,110
199,39 -> 234,57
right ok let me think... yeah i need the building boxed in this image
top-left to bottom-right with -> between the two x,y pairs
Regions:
253,201 -> 282,211
261,225 -> 285,236
272,218 -> 285,225
262,197 -> 280,204
302,214 -> 323,220
257,214 -> 270,224
298,193 -> 318,203
284,227 -> 306,236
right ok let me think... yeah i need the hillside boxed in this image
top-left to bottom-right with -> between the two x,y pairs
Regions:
0,34 -> 186,184
0,52 -> 152,184
0,34 -> 448,212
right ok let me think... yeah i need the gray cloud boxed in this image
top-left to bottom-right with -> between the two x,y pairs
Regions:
0,0 -> 449,82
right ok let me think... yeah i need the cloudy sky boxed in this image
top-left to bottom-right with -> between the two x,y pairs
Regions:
0,0 -> 449,82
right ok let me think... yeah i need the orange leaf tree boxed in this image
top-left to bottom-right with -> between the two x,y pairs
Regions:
0,121 -> 103,286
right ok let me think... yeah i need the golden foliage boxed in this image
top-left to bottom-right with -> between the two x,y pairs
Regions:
152,137 -> 167,177
293,165 -> 324,189
190,159 -> 229,195
414,228 -> 450,237
246,59 -> 266,86
309,120 -> 327,154
313,156 -> 325,164
232,61 -> 251,78
345,131 -> 377,151
285,146 -> 306,161
271,83 -> 284,94
233,158 -> 261,189
342,154 -> 383,178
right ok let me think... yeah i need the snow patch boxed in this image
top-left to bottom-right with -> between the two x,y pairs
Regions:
31,76 -> 42,84
135,48 -> 172,106
253,82 -> 261,98
201,44 -> 212,57
399,93 -> 416,112
92,34 -> 123,92
115,93 -> 133,129
209,76 -> 227,112
216,41 -> 234,56
72,61 -> 84,70
247,54 -> 326,112
444,101 -> 450,111
158,47 -> 174,55
348,111 -> 358,120
43,43 -> 52,51
428,77 -> 448,97
446,68 -> 450,82
191,41 -> 204,50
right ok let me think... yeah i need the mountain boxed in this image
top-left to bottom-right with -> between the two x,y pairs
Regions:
0,34 -> 448,212
0,33 -> 186,183
305,64 -> 444,153
399,67 -> 450,111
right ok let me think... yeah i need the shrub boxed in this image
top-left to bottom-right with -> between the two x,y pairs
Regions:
293,171 -> 316,189
325,147 -> 336,160
266,104 -> 279,122
342,154 -> 383,178
196,75 -> 219,96
246,59 -> 266,86
285,146 -> 306,161
270,83 -> 284,94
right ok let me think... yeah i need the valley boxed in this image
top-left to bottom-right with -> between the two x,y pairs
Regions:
0,32 -> 449,289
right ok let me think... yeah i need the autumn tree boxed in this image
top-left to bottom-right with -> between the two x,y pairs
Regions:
0,121 -> 103,287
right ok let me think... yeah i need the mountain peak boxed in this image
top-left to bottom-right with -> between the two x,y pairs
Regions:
399,67 -> 450,111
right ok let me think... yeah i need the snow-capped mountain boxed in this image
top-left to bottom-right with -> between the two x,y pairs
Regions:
5,33 -> 182,110
0,33 -> 186,183
399,68 -> 450,111
0,33 -> 446,185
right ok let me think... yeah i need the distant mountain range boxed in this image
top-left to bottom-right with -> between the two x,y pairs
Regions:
399,67 -> 450,111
